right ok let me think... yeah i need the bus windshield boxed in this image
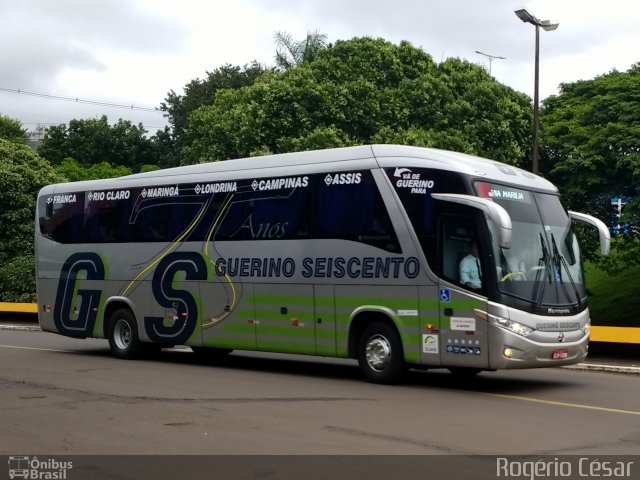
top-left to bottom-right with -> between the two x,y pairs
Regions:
476,182 -> 585,310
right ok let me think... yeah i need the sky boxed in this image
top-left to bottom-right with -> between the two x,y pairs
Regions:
1,0 -> 638,134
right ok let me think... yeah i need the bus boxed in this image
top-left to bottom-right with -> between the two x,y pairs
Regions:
35,145 -> 610,383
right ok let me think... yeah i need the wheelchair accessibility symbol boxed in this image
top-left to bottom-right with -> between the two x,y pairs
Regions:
439,288 -> 451,302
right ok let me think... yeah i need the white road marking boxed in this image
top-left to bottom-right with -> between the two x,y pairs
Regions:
0,344 -> 73,353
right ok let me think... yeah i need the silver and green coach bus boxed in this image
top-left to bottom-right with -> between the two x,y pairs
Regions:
35,145 -> 610,383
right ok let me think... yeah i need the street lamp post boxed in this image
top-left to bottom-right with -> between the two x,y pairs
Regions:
475,50 -> 506,76
514,7 -> 558,175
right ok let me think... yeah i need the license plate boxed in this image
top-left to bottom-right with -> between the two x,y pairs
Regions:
552,349 -> 569,359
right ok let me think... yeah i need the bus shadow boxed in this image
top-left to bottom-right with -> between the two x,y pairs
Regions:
62,346 -> 577,396
164,349 -> 365,382
404,368 -> 575,396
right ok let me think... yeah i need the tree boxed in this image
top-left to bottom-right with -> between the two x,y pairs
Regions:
539,64 -> 640,266
0,139 -> 65,301
54,158 -> 133,181
37,116 -> 165,172
161,62 -> 269,151
274,30 -> 328,70
0,115 -> 28,144
149,126 -> 180,169
182,37 -> 532,165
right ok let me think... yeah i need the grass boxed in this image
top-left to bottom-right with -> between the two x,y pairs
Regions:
585,261 -> 640,327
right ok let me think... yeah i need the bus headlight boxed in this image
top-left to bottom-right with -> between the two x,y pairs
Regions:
581,321 -> 591,336
488,315 -> 534,337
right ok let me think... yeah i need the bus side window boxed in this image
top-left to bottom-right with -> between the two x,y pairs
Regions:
314,172 -> 400,252
132,200 -> 202,242
439,215 -> 477,287
442,240 -> 463,283
213,200 -> 247,241
249,188 -> 311,240
85,200 -> 130,243
38,193 -> 84,244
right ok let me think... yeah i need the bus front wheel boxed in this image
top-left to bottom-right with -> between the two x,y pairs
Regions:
357,321 -> 406,384
107,309 -> 141,359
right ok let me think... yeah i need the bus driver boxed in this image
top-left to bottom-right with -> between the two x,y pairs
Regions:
460,241 -> 482,290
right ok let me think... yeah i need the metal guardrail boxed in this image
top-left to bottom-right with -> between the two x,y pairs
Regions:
1,302 -> 639,344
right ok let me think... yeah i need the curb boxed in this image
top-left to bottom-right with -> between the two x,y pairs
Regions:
1,323 -> 638,375
561,363 -> 640,375
0,323 -> 42,332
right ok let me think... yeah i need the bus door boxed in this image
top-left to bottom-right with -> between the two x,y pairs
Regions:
254,283 -> 317,355
438,215 -> 490,370
314,285 -> 336,357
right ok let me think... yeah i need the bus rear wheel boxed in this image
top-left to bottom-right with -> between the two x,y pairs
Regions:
107,309 -> 140,359
357,321 -> 406,384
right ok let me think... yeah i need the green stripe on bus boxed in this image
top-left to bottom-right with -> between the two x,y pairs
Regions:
204,337 -> 256,349
221,323 -> 256,334
255,341 -> 317,354
254,326 -> 315,338
251,311 -> 315,321
334,297 -> 417,309
250,294 -> 314,305
250,294 -> 424,309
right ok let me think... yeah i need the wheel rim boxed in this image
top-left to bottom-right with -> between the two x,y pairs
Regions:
365,334 -> 392,372
114,319 -> 132,350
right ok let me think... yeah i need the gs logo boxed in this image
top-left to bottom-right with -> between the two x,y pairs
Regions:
54,252 -> 206,343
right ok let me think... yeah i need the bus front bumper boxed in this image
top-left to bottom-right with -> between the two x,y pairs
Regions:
488,327 -> 589,370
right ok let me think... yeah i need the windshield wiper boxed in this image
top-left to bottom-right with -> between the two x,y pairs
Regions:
499,247 -> 511,277
551,233 -> 583,310
535,232 -> 553,283
534,232 -> 552,310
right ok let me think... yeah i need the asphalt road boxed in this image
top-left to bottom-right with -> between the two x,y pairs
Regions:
1,330 -> 639,456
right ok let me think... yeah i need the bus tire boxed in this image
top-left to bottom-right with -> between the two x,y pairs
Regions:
357,321 -> 406,384
107,308 -> 141,359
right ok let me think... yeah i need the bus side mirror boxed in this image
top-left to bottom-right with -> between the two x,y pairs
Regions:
568,211 -> 611,256
431,193 -> 512,248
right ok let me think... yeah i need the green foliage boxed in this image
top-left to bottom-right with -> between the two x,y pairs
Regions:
150,126 -> 180,169
0,139 -> 64,301
540,64 -> 640,267
540,65 -> 640,213
588,235 -> 640,275
249,146 -> 273,157
37,115 -> 170,172
274,30 -> 328,70
0,255 -> 36,302
584,260 -> 640,326
161,62 -> 269,150
54,158 -> 132,181
278,125 -> 358,152
371,126 -> 476,152
0,115 -> 28,144
140,164 -> 161,173
182,38 -> 532,165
